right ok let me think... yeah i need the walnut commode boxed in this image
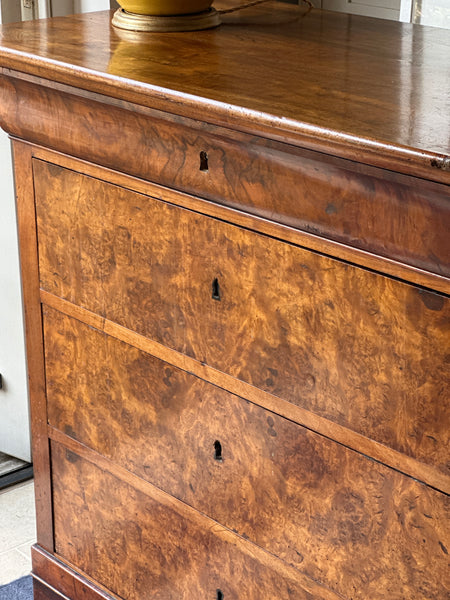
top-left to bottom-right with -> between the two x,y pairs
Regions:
0,2 -> 448,599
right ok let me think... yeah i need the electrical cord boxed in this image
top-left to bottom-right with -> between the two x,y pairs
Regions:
218,0 -> 313,16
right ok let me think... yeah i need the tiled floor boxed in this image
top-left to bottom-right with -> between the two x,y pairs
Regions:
0,480 -> 36,585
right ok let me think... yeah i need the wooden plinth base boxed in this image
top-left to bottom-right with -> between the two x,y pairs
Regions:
112,7 -> 221,32
32,545 -> 116,600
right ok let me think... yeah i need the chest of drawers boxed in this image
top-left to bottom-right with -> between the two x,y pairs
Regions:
0,2 -> 449,599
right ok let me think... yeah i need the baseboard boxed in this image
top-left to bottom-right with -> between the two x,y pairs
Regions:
31,545 -> 120,600
0,463 -> 33,490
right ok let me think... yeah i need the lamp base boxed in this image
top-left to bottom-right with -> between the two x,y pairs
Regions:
112,7 -> 221,32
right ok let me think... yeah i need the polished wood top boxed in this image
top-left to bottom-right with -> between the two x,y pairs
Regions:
0,1 -> 449,180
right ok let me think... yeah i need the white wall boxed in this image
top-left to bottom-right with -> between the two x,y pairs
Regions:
412,0 -> 450,27
75,0 -> 114,10
0,1 -> 21,22
317,0 -> 401,20
0,132 -> 31,462
49,0 -> 117,16
313,0 -> 450,26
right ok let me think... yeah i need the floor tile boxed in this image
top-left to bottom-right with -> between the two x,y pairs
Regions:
0,548 -> 31,586
0,481 -> 36,553
16,540 -> 35,562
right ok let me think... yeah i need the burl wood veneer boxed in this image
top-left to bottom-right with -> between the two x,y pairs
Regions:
45,309 -> 449,600
0,2 -> 448,599
36,163 -> 449,476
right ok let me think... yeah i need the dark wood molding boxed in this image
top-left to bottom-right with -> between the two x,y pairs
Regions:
12,141 -> 54,552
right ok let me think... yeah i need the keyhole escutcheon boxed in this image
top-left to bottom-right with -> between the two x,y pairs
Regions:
212,277 -> 221,301
200,151 -> 209,171
216,590 -> 224,600
214,440 -> 223,462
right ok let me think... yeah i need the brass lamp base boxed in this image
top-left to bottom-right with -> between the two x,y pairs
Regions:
112,7 -> 221,32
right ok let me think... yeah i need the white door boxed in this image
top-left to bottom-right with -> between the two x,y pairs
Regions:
0,0 -> 114,463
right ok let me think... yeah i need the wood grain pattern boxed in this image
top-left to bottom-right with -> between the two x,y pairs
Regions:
29,144 -> 450,295
51,441 -> 337,600
35,162 -> 450,478
51,429 -> 342,600
0,77 -> 448,276
0,2 -> 449,183
32,546 -> 122,600
2,7 -> 449,600
41,289 -> 450,494
44,309 -> 450,600
11,142 -> 54,551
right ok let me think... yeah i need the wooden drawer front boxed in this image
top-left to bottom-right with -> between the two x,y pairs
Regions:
44,309 -> 450,600
36,161 -> 449,474
35,162 -> 450,475
50,442 -> 325,600
2,75 -> 449,276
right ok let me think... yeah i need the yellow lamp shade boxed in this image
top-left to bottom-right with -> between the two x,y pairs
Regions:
117,0 -> 213,15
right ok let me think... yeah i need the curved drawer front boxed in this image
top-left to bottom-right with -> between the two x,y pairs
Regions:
3,75 -> 449,276
45,309 -> 450,600
35,161 -> 450,476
